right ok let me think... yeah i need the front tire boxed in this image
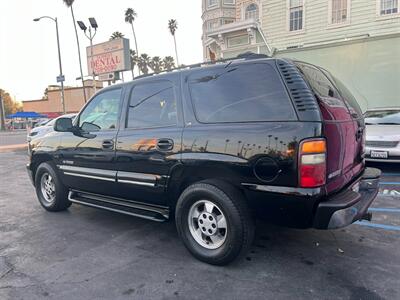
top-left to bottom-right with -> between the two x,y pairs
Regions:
175,181 -> 254,265
34,162 -> 71,212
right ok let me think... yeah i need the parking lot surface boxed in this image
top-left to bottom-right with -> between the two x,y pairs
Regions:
0,131 -> 27,147
0,151 -> 399,300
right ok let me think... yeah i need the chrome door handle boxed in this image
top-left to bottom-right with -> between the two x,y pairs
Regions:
157,139 -> 174,151
102,140 -> 114,149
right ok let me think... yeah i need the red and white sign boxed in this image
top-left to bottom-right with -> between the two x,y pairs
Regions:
87,38 -> 131,76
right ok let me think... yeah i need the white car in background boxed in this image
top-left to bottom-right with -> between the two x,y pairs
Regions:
364,108 -> 400,163
27,114 -> 77,142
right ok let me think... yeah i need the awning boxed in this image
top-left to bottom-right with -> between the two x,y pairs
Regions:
6,111 -> 48,119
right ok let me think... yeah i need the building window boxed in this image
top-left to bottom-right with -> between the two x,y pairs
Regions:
227,35 -> 250,48
208,0 -> 218,8
380,0 -> 398,15
208,20 -> 219,30
223,0 -> 235,5
245,3 -> 259,20
222,18 -> 235,25
289,0 -> 304,31
330,0 -> 349,24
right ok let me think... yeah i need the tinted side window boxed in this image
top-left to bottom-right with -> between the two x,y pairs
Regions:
79,88 -> 122,131
296,63 -> 340,99
127,81 -> 177,128
188,63 -> 297,123
330,74 -> 363,118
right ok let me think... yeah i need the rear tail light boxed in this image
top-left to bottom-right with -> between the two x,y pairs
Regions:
299,139 -> 326,188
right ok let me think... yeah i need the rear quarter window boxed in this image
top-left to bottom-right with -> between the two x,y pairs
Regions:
296,62 -> 363,119
188,63 -> 297,123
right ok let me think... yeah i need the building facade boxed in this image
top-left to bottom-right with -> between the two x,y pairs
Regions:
201,0 -> 400,109
22,80 -> 103,117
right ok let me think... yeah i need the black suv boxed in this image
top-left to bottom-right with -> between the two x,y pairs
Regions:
27,56 -> 380,265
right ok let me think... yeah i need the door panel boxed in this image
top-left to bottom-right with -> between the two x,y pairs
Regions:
56,88 -> 123,197
114,78 -> 182,205
115,127 -> 181,205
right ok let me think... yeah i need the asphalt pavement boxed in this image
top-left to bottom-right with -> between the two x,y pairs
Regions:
0,130 -> 27,146
0,151 -> 399,300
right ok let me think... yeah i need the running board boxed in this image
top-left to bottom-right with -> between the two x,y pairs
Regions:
68,190 -> 169,222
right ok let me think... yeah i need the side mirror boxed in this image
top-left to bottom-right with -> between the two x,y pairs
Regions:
54,118 -> 73,132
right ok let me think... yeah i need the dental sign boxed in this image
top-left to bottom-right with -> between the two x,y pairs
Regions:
87,38 -> 131,75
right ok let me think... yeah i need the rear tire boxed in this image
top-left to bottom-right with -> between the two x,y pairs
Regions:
175,180 -> 254,265
34,162 -> 71,212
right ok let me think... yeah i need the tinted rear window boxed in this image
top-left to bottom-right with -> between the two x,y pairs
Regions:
188,63 -> 297,123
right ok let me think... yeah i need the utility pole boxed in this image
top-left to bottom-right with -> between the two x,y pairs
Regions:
0,91 -> 6,131
34,16 -> 66,114
77,18 -> 98,96
89,26 -> 96,94
55,18 -> 66,113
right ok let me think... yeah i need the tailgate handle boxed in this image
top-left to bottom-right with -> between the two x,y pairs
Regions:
157,139 -> 174,151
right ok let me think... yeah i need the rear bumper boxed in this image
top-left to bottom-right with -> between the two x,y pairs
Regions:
365,157 -> 400,163
313,168 -> 381,229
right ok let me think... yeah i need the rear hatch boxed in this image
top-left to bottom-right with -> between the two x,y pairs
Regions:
295,62 -> 365,194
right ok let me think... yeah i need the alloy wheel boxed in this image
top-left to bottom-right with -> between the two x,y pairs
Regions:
40,172 -> 56,203
188,200 -> 228,249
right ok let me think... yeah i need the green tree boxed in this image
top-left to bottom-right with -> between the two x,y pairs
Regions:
130,49 -> 139,78
125,8 -> 140,75
163,56 -> 175,71
110,31 -> 124,40
0,89 -> 22,115
137,54 -> 150,75
42,88 -> 49,100
62,0 -> 86,102
149,56 -> 163,73
168,19 -> 180,67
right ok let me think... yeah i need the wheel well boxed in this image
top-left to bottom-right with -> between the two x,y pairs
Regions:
167,164 -> 245,209
31,154 -> 53,181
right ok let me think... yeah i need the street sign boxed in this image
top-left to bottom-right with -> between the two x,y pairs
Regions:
98,73 -> 115,81
56,75 -> 65,83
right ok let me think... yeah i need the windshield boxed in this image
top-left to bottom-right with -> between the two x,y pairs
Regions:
364,110 -> 400,125
46,119 -> 57,126
46,115 -> 76,127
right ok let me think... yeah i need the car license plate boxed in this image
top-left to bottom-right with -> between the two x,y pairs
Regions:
370,151 -> 388,159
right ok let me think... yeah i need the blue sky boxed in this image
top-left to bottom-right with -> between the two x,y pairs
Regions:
0,0 -> 203,100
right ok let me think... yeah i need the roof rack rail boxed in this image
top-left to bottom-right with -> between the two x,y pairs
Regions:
133,52 -> 270,80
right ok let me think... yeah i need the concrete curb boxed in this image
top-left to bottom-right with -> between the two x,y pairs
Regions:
0,144 -> 28,153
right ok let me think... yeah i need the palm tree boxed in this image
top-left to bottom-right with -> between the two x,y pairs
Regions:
125,8 -> 140,75
62,0 -> 86,102
168,19 -> 180,66
110,31 -> 124,40
138,53 -> 150,74
163,56 -> 175,71
130,49 -> 139,78
149,56 -> 163,73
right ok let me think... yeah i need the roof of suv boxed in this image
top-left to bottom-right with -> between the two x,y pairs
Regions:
132,53 -> 275,81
